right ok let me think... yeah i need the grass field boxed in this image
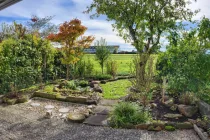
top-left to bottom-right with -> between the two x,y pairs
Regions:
83,54 -> 136,75
100,79 -> 132,99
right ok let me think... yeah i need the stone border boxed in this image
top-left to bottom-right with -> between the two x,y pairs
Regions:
135,122 -> 193,131
33,91 -> 100,105
194,124 -> 209,140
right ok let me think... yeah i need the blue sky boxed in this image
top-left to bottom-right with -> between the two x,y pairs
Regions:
0,0 -> 209,51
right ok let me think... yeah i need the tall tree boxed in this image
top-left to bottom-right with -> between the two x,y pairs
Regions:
86,0 -> 198,91
95,38 -> 110,74
47,19 -> 95,80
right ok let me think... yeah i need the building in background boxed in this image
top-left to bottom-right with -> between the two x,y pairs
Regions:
84,45 -> 119,54
0,0 -> 21,10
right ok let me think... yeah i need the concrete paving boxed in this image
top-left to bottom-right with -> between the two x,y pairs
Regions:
0,99 -> 200,140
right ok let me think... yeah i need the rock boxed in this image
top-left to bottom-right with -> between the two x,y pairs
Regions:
199,101 -> 210,118
7,99 -> 17,105
147,125 -> 155,131
100,80 -> 106,84
160,96 -> 170,102
163,98 -> 174,107
17,96 -> 28,103
203,132 -> 208,138
153,122 -> 165,129
135,124 -> 149,130
197,120 -> 208,130
165,126 -> 176,131
53,87 -> 59,92
45,110 -> 53,119
45,105 -> 55,110
89,81 -> 100,88
61,114 -> 67,119
148,125 -> 162,131
176,122 -> 193,129
170,104 -> 178,111
151,103 -> 157,108
154,126 -> 162,131
178,104 -> 198,117
59,108 -> 69,113
93,85 -> 103,93
164,113 -> 183,119
194,124 -> 208,140
87,105 -> 95,109
31,103 -> 40,107
188,119 -> 197,124
68,113 -> 85,123
66,96 -> 88,103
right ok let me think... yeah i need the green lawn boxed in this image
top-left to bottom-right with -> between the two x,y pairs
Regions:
100,79 -> 132,99
83,54 -> 136,75
83,54 -> 158,76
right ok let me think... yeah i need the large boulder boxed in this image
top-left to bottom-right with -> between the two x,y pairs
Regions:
178,104 -> 198,117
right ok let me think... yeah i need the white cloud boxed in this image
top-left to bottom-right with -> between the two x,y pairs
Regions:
0,0 -> 209,51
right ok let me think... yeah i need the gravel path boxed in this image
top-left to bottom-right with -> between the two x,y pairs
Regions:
0,98 -> 200,140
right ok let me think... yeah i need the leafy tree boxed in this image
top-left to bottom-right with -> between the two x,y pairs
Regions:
47,19 -> 94,79
27,15 -> 57,38
86,0 -> 198,91
157,18 -> 210,93
95,38 -> 110,74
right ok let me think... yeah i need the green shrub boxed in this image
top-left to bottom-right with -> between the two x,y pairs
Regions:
79,80 -> 89,87
106,60 -> 118,78
66,81 -> 76,90
92,74 -> 112,80
179,92 -> 198,105
110,102 -> 152,128
165,126 -> 176,131
85,58 -> 94,76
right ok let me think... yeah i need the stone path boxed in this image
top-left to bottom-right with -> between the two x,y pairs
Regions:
0,98 -> 200,140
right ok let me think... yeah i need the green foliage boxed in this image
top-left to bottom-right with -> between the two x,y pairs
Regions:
179,92 -> 198,105
43,85 -> 54,93
87,0 -> 197,54
110,102 -> 151,128
95,38 -> 110,74
165,126 -> 176,131
85,58 -> 94,76
66,81 -> 77,90
0,36 -> 55,94
157,21 -> 210,93
78,80 -> 89,87
106,60 -> 118,78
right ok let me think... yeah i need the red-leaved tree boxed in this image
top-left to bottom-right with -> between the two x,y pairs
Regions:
47,19 -> 95,80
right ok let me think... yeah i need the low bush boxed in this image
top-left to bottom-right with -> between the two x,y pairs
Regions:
106,60 -> 118,78
78,80 -> 89,87
66,81 -> 77,90
110,102 -> 152,128
179,92 -> 198,105
91,74 -> 112,80
165,126 -> 176,131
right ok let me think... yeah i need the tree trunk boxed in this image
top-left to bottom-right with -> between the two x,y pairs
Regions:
136,53 -> 150,92
102,63 -> 104,74
66,64 -> 70,80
